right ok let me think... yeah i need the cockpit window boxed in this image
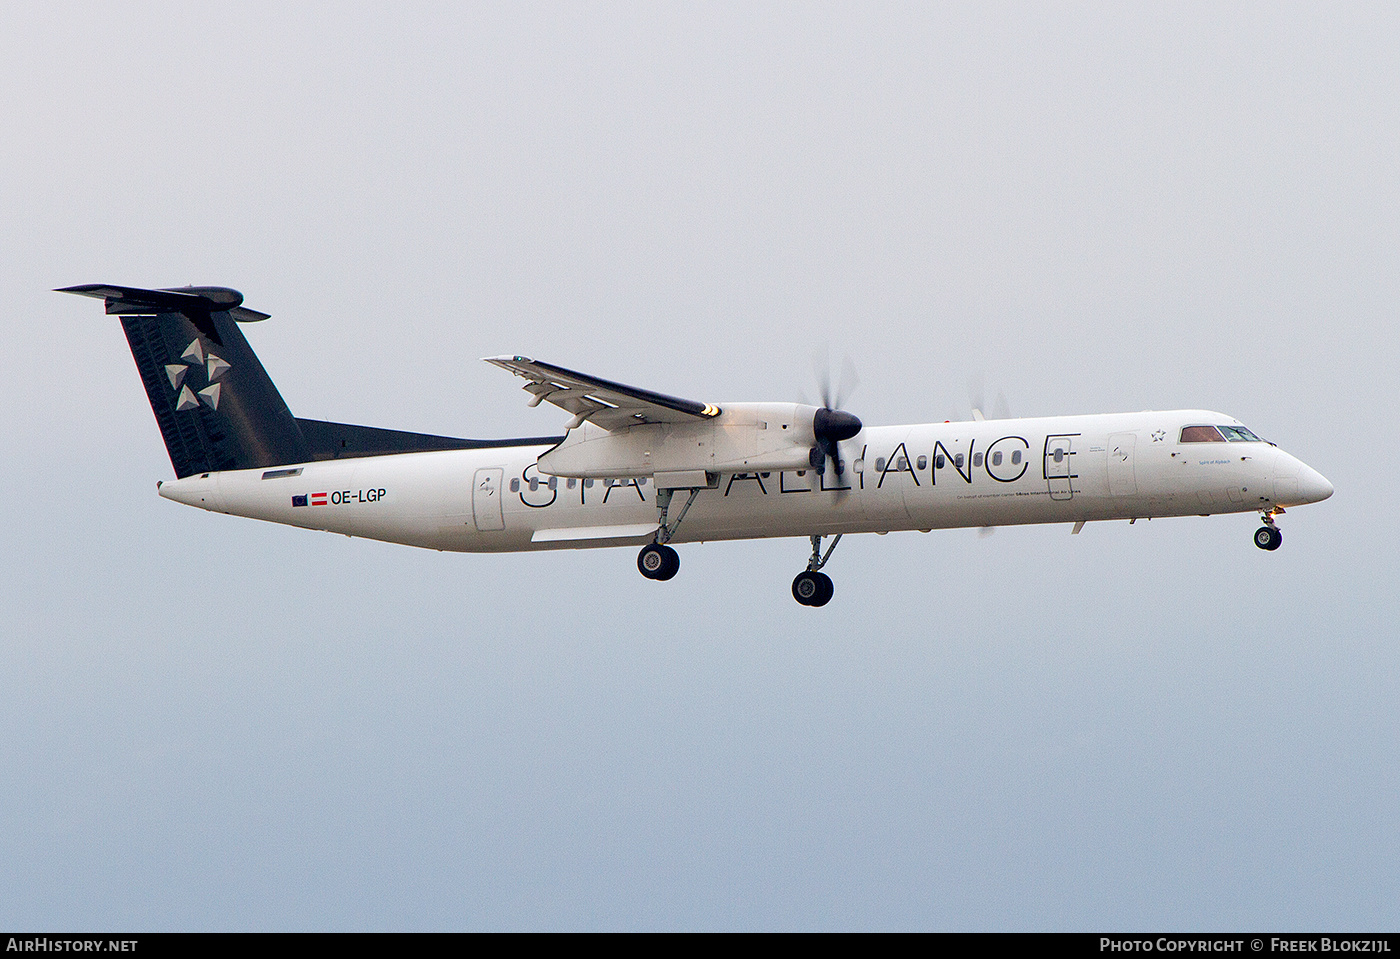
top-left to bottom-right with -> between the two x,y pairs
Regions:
1218,425 -> 1263,442
1180,425 -> 1225,443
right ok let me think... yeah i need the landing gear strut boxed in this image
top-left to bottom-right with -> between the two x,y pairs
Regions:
636,485 -> 703,581
793,534 -> 841,607
1255,508 -> 1283,551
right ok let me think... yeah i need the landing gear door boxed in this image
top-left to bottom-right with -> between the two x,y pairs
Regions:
472,467 -> 506,531
1044,435 -> 1076,501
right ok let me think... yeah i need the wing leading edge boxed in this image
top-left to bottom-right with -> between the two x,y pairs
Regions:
485,356 -> 721,431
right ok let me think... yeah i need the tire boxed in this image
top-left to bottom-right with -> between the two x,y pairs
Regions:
792,571 -> 833,606
639,544 -> 680,580
1254,526 -> 1282,551
655,544 -> 680,580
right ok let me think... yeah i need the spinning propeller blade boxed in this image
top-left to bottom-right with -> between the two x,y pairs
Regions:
807,353 -> 863,494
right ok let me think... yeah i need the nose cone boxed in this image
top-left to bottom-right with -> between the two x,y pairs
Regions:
1298,464 -> 1334,504
1271,452 -> 1333,507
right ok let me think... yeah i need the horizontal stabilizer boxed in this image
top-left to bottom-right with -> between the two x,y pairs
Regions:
57,284 -> 270,324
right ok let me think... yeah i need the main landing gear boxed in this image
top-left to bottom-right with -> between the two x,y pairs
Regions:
1255,508 -> 1284,551
635,485 -> 847,607
637,485 -> 702,582
638,543 -> 680,580
793,534 -> 842,607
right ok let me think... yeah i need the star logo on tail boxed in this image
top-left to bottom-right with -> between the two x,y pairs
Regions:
168,338 -> 231,411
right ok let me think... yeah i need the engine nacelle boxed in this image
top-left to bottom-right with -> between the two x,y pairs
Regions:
538,402 -> 819,478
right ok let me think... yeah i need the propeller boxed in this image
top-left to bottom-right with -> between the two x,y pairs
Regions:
968,374 -> 1010,537
808,353 -> 862,479
968,373 -> 1011,422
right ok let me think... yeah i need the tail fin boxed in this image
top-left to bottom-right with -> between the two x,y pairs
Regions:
60,284 -> 312,477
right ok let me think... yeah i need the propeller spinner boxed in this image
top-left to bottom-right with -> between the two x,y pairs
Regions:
809,407 -> 862,475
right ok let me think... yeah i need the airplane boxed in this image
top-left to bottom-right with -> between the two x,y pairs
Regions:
61,283 -> 1334,606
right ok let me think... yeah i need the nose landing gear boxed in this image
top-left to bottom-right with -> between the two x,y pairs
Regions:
793,534 -> 842,606
1255,508 -> 1284,551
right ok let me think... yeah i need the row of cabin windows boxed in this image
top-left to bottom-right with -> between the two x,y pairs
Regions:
509,476 -> 652,493
517,449 -> 1041,491
507,433 -> 1261,493
873,450 -> 1021,472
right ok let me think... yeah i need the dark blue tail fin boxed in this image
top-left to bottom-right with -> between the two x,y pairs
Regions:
61,285 -> 311,478
62,284 -> 555,478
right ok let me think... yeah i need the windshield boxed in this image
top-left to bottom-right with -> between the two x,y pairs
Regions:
1181,424 -> 1264,443
1218,425 -> 1263,442
1180,425 -> 1224,442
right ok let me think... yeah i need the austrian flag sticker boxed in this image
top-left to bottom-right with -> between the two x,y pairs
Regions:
291,493 -> 329,507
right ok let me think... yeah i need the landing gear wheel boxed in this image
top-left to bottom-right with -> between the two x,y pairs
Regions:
792,570 -> 834,607
638,543 -> 680,580
1254,526 -> 1282,551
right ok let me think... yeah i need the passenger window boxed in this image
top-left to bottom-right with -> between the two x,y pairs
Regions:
1053,449 -> 1064,463
1011,451 -> 1022,465
528,477 -> 539,491
954,453 -> 964,468
973,452 -> 983,467
509,478 -> 520,492
917,456 -> 927,470
547,477 -> 557,490
992,451 -> 1003,466
935,455 -> 946,469
875,457 -> 886,472
584,478 -> 594,488
896,457 -> 908,470
1180,425 -> 1225,442
567,478 -> 577,489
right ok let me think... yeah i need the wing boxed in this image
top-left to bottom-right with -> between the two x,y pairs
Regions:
485,356 -> 721,431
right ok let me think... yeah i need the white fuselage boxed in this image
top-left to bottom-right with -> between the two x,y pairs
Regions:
158,410 -> 1333,552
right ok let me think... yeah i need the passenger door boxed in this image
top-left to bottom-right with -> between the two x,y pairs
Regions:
1045,435 -> 1076,501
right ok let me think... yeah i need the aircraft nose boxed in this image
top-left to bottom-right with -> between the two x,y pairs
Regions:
1298,464 -> 1334,504
1271,452 -> 1333,506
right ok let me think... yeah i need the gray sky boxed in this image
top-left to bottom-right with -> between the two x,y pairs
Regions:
2,1 -> 1396,930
